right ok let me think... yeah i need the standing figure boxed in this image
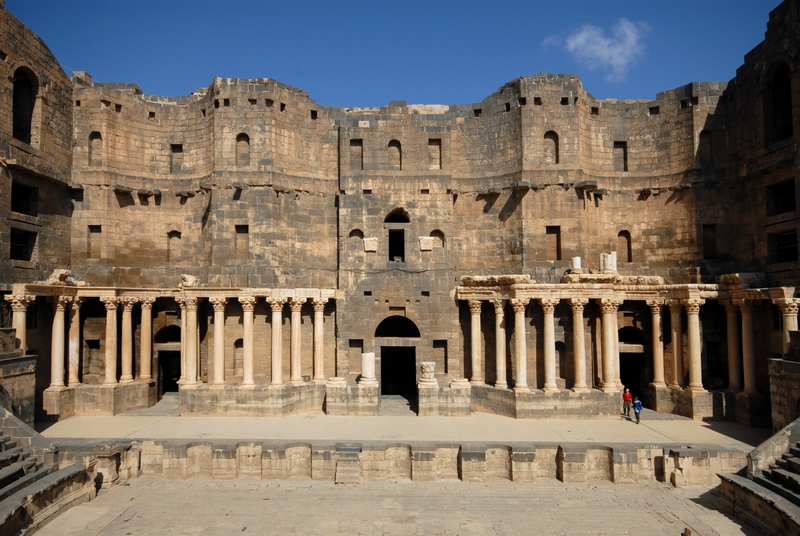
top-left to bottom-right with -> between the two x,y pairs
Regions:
622,388 -> 632,418
633,396 -> 643,424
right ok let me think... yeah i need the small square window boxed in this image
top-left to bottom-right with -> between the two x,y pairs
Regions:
310,110 -> 318,120
534,97 -> 543,105
248,98 -> 257,106
280,103 -> 286,112
591,107 -> 599,115
473,108 -> 482,118
265,99 -> 274,108
148,111 -> 156,119
561,97 -> 569,105
223,99 -> 230,107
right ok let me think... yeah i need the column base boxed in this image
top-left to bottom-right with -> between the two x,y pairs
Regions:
101,382 -> 118,388
240,383 -> 256,390
119,378 -> 134,384
358,378 -> 378,387
312,378 -> 327,385
687,385 -> 706,393
181,382 -> 199,390
543,385 -> 560,394
495,382 -> 508,389
470,379 -> 485,385
571,386 -> 591,394
649,381 -> 667,389
513,386 -> 531,393
289,379 -> 305,386
210,383 -> 226,390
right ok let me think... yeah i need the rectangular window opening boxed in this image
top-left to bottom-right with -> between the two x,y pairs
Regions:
591,106 -> 599,115
362,189 -> 372,195
310,110 -> 318,120
769,230 -> 799,263
545,226 -> 561,261
248,98 -> 257,106
766,180 -> 796,216
214,99 -> 220,109
680,100 -> 688,109
388,229 -> 405,262
433,340 -> 448,374
10,229 -> 36,261
421,291 -> 430,297
148,111 -> 155,119
350,139 -> 364,171
223,98 -> 230,107
534,97 -> 543,106
649,106 -> 660,115
428,138 -> 442,170
363,291 -> 372,296
88,225 -> 102,259
235,225 -> 249,260
691,96 -> 699,106
560,97 -> 569,105
265,99 -> 274,108
115,104 -> 122,113
420,189 -> 429,195
518,97 -> 527,106
11,182 -> 38,216
473,108 -> 482,118
613,141 -> 628,172
504,102 -> 511,112
280,103 -> 286,112
75,100 -> 81,107
170,144 -> 184,173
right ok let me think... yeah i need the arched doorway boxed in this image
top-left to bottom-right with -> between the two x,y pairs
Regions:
618,326 -> 651,399
375,316 -> 420,412
154,324 -> 181,395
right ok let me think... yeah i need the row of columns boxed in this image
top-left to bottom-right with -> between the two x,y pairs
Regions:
18,294 -> 328,389
465,296 -> 796,394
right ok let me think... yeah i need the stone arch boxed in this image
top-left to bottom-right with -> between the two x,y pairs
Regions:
430,229 -> 445,248
12,67 -> 39,146
88,131 -> 102,167
543,130 -> 559,164
388,139 -> 402,170
375,316 -> 420,338
348,229 -> 364,239
236,133 -> 250,166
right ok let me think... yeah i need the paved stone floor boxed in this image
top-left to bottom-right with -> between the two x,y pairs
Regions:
37,477 -> 758,535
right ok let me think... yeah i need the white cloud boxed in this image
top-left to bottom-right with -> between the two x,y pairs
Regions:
560,19 -> 648,82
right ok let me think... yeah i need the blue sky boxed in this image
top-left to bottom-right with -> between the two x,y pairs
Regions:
7,1 -> 782,108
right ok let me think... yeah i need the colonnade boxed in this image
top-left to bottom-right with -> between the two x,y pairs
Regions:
463,295 -> 799,395
8,291 -> 332,390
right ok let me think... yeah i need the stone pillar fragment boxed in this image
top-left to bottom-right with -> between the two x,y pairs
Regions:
568,298 -> 589,392
312,298 -> 328,383
209,297 -> 228,388
510,299 -> 529,392
101,298 -> 119,386
49,296 -> 70,388
266,298 -> 286,385
468,300 -> 484,384
683,298 -> 705,392
491,299 -> 507,389
599,298 -> 621,392
68,298 -> 83,386
540,298 -> 560,393
668,301 -> 683,388
138,298 -> 155,381
119,297 -> 138,384
239,297 -> 257,388
646,300 -> 666,388
289,297 -> 306,384
723,301 -> 742,392
359,352 -> 377,386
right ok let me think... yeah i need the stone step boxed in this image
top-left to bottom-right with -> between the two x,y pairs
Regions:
776,455 -> 800,475
0,437 -> 16,453
334,446 -> 362,484
0,464 -> 56,503
754,474 -> 800,509
0,458 -> 37,490
0,448 -> 24,470
768,466 -> 800,494
789,445 -> 800,458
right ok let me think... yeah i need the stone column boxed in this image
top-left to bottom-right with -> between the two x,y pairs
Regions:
138,298 -> 155,381
510,298 -> 529,392
312,298 -> 328,383
183,297 -> 199,387
289,297 -> 306,384
736,299 -> 758,394
723,301 -> 742,392
239,296 -> 256,388
177,298 -> 186,384
599,298 -> 621,392
540,298 -> 560,393
646,300 -> 666,388
101,298 -> 119,386
683,298 -> 705,391
491,299 -> 507,389
49,296 -> 70,388
568,298 -> 589,393
468,300 -> 484,384
359,352 -> 378,386
267,298 -> 286,385
209,297 -> 228,388
9,295 -> 34,353
119,297 -> 138,383
668,300 -> 683,388
776,298 -> 800,356
68,298 -> 83,386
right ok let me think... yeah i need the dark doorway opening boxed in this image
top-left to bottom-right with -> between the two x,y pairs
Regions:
381,346 -> 417,413
159,351 -> 181,393
619,353 -> 647,399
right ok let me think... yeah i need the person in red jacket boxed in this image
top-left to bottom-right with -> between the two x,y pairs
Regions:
622,387 -> 633,419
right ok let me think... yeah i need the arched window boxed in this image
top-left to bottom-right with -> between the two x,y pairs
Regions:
88,132 -> 102,167
765,62 -> 793,145
385,209 -> 409,262
543,131 -> 559,165
430,230 -> 445,248
697,130 -> 713,167
236,133 -> 250,166
388,140 -> 402,170
348,229 -> 364,240
617,230 -> 632,263
167,230 -> 181,262
12,67 -> 38,145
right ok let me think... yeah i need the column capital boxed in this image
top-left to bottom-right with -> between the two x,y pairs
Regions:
311,298 -> 328,311
667,299 -> 683,314
467,299 -> 483,315
733,298 -> 758,313
490,298 -> 505,313
52,295 -> 71,310
598,297 -> 622,312
119,296 -> 139,311
100,297 -> 119,311
209,296 -> 228,311
681,297 -> 705,313
645,299 -> 664,312
722,300 -> 739,315
139,297 -> 156,309
775,298 -> 800,315
71,296 -> 85,309
239,296 -> 258,312
8,295 -> 35,311
265,297 -> 286,311
289,297 -> 307,312
568,297 -> 588,310
539,297 -> 559,313
180,296 -> 199,311
510,298 -> 529,314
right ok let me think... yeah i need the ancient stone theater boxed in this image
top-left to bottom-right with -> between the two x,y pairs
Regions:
2,0 -> 800,428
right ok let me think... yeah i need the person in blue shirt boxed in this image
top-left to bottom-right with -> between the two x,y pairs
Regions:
633,396 -> 643,424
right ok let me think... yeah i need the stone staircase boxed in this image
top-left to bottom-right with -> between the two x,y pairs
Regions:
0,407 -> 95,535
718,420 -> 800,536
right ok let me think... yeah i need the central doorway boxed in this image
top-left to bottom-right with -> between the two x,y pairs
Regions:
375,315 -> 421,415
381,346 -> 416,396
